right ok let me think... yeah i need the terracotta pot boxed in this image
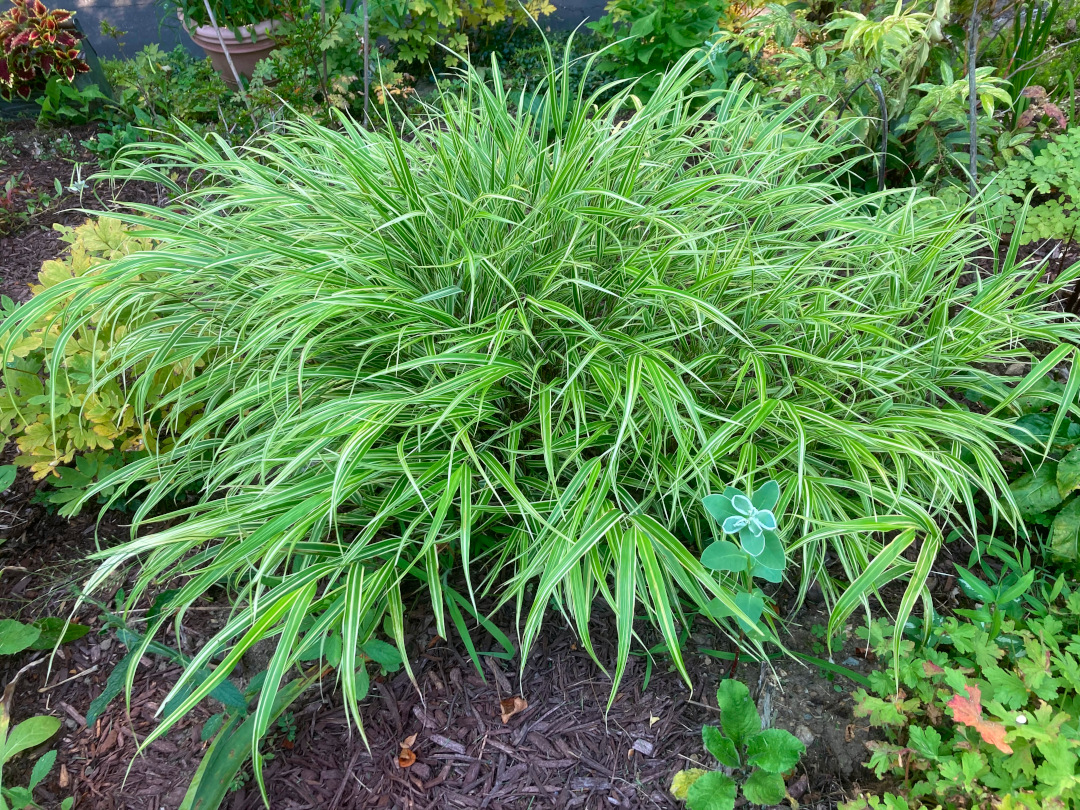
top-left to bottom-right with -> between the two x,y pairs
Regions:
182,17 -> 278,87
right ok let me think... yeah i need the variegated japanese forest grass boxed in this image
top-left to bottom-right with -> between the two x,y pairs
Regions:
8,45 -> 1080,796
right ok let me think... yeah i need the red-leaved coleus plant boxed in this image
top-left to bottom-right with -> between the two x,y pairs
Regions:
0,0 -> 89,101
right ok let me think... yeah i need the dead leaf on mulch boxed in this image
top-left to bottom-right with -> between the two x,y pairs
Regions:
500,696 -> 527,724
398,733 -> 418,768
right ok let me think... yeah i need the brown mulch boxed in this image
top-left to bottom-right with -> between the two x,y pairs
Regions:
0,120 -> 164,305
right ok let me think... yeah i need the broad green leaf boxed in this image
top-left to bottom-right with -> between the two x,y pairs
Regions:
741,768 -> 787,805
28,618 -> 91,650
702,725 -> 739,767
1010,463 -> 1063,517
686,771 -> 737,810
700,540 -> 746,573
740,526 -> 766,557
1050,495 -> 1080,563
0,465 -> 15,492
629,9 -> 658,38
755,530 -> 785,571
0,619 -> 41,656
745,728 -> 805,773
751,480 -> 779,511
703,494 -> 738,524
1057,447 -> 1080,499
2,716 -> 61,763
716,679 -> 760,749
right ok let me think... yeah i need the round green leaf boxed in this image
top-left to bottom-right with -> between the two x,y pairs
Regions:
750,559 -> 784,584
755,530 -> 785,571
701,540 -> 747,573
686,770 -> 737,810
0,619 -> 42,656
741,768 -> 787,805
740,525 -> 766,556
703,494 -> 737,524
746,728 -> 806,773
734,591 -> 765,634
751,480 -> 779,512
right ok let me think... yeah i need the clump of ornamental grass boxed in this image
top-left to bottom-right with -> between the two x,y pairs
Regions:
5,39 -> 1080,795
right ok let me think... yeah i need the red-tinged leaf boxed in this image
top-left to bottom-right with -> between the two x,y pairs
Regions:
946,685 -> 1012,753
923,661 -> 944,675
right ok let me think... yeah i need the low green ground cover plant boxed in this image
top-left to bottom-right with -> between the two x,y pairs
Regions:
843,576 -> 1080,810
6,41 -> 1080,803
671,679 -> 806,808
991,126 -> 1080,245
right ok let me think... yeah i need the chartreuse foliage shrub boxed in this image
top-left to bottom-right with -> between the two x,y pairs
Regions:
0,218 -> 194,513
6,44 -> 1080,796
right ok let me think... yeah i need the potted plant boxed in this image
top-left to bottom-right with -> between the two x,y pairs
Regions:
0,0 -> 90,117
173,0 -> 281,87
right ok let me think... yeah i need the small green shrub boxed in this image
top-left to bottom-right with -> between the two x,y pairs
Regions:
671,679 -> 806,809
0,218 -> 187,514
843,582 -> 1080,810
371,0 -> 555,67
992,127 -> 1080,244
589,0 -> 726,93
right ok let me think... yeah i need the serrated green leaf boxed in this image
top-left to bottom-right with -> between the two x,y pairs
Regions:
686,770 -> 737,810
746,728 -> 805,773
28,748 -> 57,789
0,465 -> 16,492
716,679 -> 760,749
200,712 -> 226,742
742,768 -> 787,805
703,725 -> 739,767
907,725 -> 942,761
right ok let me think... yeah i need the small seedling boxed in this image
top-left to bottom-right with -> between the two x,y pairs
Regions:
671,679 -> 805,809
699,480 -> 787,636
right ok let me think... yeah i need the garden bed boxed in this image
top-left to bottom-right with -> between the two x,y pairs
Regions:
0,462 -> 880,809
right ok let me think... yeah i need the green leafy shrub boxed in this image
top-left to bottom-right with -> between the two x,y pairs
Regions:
671,679 -> 806,808
843,583 -> 1080,810
722,0 -> 1010,191
0,218 -> 189,514
589,0 -> 726,93
371,0 -> 555,67
991,126 -> 1080,244
13,46 -> 1080,798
